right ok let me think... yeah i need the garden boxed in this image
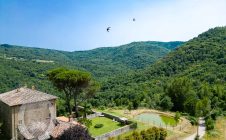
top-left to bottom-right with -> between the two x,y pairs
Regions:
94,108 -> 196,139
88,117 -> 124,137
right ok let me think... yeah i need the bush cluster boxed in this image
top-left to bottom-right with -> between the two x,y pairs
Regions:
94,123 -> 104,128
124,127 -> 167,140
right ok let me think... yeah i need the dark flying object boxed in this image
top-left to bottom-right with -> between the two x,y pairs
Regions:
133,18 -> 136,21
107,27 -> 111,32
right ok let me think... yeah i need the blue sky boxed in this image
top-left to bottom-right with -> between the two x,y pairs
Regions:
0,0 -> 226,51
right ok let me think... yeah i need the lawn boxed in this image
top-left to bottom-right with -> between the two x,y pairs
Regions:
89,117 -> 124,137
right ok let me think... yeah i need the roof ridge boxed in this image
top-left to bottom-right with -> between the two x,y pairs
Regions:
0,87 -> 58,106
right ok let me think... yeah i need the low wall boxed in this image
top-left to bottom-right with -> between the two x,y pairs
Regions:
90,112 -> 136,140
86,112 -> 102,119
95,124 -> 134,140
101,112 -> 133,124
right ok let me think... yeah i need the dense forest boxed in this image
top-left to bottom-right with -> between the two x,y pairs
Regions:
0,41 -> 182,93
0,27 -> 225,118
93,27 -> 226,117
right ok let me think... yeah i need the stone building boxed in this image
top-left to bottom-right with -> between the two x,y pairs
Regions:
0,87 -> 58,140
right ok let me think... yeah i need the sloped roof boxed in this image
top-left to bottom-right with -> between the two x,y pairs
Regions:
0,87 -> 58,106
51,117 -> 83,138
51,121 -> 75,139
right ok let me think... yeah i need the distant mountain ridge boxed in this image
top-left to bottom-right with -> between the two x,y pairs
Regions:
97,26 -> 226,108
0,41 -> 183,93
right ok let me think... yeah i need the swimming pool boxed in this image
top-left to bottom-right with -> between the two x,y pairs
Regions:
134,112 -> 176,127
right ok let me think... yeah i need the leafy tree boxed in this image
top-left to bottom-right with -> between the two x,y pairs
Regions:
127,102 -> 133,112
132,99 -> 139,110
160,96 -> 173,111
47,68 -> 92,117
195,100 -> 203,137
183,94 -> 198,116
201,97 -> 211,116
205,117 -> 214,130
47,68 -> 73,115
166,77 -> 194,112
56,99 -> 67,116
174,111 -> 181,125
81,102 -> 92,118
78,118 -> 92,128
198,83 -> 212,99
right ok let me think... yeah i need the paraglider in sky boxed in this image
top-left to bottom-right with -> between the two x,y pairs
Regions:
133,18 -> 136,22
107,27 -> 111,32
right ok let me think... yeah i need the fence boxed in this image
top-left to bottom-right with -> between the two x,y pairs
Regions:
95,123 -> 134,140
136,117 -> 190,132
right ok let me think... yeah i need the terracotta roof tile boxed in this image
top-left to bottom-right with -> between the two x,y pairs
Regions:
51,121 -> 75,138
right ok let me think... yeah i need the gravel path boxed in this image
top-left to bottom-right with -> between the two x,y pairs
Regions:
183,118 -> 206,140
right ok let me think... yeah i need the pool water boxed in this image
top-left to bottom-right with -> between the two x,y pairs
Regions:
134,112 -> 176,127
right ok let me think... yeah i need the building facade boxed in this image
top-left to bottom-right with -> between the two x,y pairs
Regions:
0,87 -> 58,140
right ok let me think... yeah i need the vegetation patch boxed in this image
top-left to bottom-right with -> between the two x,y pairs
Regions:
109,127 -> 167,140
94,124 -> 104,128
204,117 -> 226,140
88,117 -> 124,137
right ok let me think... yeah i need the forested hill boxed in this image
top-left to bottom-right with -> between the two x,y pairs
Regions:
69,41 -> 183,77
0,41 -> 182,93
96,27 -> 226,111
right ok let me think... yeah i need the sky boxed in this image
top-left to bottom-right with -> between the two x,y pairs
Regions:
0,0 -> 226,51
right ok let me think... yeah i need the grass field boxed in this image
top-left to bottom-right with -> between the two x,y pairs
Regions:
89,117 -> 124,137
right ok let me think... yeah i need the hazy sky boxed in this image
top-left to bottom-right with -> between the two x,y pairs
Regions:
0,0 -> 226,51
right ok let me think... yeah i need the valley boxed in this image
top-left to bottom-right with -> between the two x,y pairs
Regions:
0,27 -> 225,140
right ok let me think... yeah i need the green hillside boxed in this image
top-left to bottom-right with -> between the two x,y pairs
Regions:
94,27 -> 226,115
0,41 -> 182,93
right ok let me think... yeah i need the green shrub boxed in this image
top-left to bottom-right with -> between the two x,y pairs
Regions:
115,127 -> 167,140
153,127 -> 160,140
130,122 -> 137,129
140,130 -> 147,139
146,128 -> 156,139
159,128 -> 167,140
206,118 -> 214,130
78,118 -> 92,128
187,116 -> 198,125
132,131 -> 142,139
99,106 -> 105,110
94,124 -> 104,128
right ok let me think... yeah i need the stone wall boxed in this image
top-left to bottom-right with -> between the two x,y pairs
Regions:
95,124 -> 134,140
92,112 -> 136,140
